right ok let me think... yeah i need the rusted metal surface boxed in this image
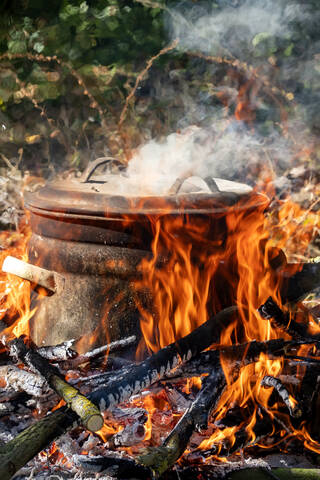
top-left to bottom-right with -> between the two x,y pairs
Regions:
23,159 -> 270,349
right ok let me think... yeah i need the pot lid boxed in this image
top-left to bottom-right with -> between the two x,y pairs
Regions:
24,157 -> 269,218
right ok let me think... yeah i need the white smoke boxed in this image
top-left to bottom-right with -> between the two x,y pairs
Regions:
101,0 -> 318,195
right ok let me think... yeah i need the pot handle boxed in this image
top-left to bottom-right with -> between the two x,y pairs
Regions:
80,157 -> 126,183
2,256 -> 64,295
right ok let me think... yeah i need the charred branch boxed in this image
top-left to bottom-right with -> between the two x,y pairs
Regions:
0,365 -> 47,397
107,422 -> 146,448
37,339 -> 77,361
67,335 -> 136,368
258,296 -> 320,341
261,375 -> 302,418
280,260 -> 320,303
9,337 -> 103,432
137,368 -> 226,477
74,453 -> 152,479
89,306 -> 237,411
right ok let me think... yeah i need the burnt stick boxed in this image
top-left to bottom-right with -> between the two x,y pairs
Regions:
9,337 -> 104,432
37,339 -> 77,361
89,306 -> 237,410
198,411 -> 274,458
258,296 -> 320,341
280,260 -> 320,303
0,365 -> 47,397
137,368 -> 226,477
66,335 -> 136,368
261,375 -> 302,418
74,454 -> 152,479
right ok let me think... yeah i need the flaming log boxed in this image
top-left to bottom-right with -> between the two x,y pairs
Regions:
9,337 -> 104,432
137,368 -> 226,477
258,296 -> 320,341
261,375 -> 302,418
89,306 -> 237,410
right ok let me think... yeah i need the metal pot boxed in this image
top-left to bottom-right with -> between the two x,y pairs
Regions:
21,158 -> 269,349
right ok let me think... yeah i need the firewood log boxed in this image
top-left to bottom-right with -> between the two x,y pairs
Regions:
9,337 -> 104,432
258,296 -> 320,341
0,407 -> 78,480
137,368 -> 226,477
0,365 -> 47,397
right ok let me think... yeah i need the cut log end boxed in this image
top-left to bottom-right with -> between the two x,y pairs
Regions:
86,414 -> 104,433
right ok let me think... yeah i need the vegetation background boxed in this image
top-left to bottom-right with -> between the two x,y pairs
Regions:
0,0 -> 319,227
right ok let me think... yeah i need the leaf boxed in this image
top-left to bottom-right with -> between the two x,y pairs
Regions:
252,32 -> 272,47
33,42 -> 44,53
25,134 -> 41,144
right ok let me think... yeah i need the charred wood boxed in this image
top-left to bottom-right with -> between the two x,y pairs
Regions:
280,260 -> 320,303
89,306 -> 237,411
66,335 -> 136,368
199,412 -> 274,458
9,337 -> 104,432
107,422 -> 146,448
261,375 -> 302,418
0,365 -> 47,397
0,306 -> 236,478
74,453 -> 152,479
258,296 -> 320,341
137,368 -> 226,477
37,339 -> 77,361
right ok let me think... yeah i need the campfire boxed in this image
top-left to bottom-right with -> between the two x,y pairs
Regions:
0,152 -> 319,480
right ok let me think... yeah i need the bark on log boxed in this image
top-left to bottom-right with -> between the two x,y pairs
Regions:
9,337 -> 103,432
0,407 -> 78,480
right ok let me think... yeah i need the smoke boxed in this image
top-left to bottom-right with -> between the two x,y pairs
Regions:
107,0 -> 320,195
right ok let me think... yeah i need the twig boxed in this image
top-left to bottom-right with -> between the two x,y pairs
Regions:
118,39 -> 178,129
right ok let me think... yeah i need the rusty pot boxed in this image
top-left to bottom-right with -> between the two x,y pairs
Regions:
21,158 -> 269,349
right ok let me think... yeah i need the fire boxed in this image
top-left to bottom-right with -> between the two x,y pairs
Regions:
134,183 -> 320,455
0,223 -> 35,342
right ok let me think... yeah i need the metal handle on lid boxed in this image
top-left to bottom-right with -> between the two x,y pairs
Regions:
168,176 -> 220,195
80,157 -> 126,183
